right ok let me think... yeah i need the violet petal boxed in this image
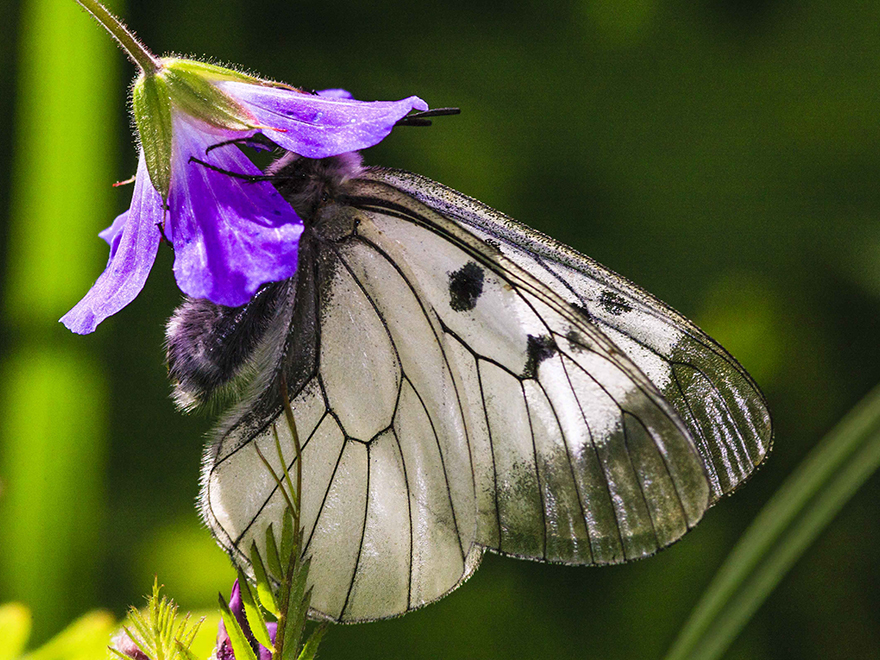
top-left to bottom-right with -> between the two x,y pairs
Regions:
258,626 -> 276,660
316,88 -> 353,99
98,208 -> 130,261
216,581 -> 276,660
167,115 -> 304,307
60,151 -> 163,334
215,80 -> 427,158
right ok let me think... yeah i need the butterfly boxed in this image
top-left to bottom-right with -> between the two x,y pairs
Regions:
166,135 -> 772,623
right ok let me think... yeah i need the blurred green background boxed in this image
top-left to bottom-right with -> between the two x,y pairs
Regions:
2,0 -> 880,658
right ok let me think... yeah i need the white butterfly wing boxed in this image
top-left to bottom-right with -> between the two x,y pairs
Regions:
375,168 -> 773,502
200,167 -> 767,623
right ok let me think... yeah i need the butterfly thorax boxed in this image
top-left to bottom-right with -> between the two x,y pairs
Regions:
267,151 -> 365,224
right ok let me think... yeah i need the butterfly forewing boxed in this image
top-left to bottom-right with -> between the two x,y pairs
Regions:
372,169 -> 772,501
344,180 -> 709,559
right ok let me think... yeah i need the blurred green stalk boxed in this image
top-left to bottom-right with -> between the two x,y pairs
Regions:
0,0 -> 120,644
665,383 -> 880,660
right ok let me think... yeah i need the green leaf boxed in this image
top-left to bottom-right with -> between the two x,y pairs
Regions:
217,594 -> 259,660
0,603 -> 31,660
280,513 -> 295,569
665,383 -> 880,660
251,539 -> 279,616
297,623 -> 328,660
22,610 -> 116,660
281,559 -> 312,660
236,567 -> 274,652
116,581 -> 203,660
172,641 -> 199,660
265,525 -> 284,583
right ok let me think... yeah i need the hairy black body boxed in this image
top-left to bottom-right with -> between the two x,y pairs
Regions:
165,152 -> 363,410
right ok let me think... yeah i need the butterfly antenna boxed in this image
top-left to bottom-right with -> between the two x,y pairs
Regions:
396,107 -> 461,127
205,133 -> 277,154
188,156 -> 281,182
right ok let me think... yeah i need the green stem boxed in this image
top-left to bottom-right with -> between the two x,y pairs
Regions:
73,0 -> 161,74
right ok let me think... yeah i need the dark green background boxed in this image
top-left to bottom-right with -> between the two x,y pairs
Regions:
2,0 -> 879,658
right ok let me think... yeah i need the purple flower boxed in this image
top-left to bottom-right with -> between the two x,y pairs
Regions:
109,630 -> 151,660
216,580 -> 276,660
61,56 -> 427,334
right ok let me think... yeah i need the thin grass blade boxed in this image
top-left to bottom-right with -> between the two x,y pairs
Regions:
665,383 -> 880,660
296,622 -> 328,660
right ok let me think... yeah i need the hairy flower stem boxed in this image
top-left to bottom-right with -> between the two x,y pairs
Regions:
73,0 -> 161,74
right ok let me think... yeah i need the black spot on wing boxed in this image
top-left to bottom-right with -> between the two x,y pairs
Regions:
448,261 -> 485,312
565,329 -> 586,353
600,290 -> 634,316
523,334 -> 557,379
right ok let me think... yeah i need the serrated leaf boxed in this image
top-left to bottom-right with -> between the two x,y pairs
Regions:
250,540 -> 279,616
237,567 -> 274,652
280,512 -> 295,565
175,615 -> 204,649
282,597 -> 308,660
297,623 -> 328,660
281,560 -> 311,660
173,639 -> 200,660
217,594 -> 259,660
265,525 -> 283,582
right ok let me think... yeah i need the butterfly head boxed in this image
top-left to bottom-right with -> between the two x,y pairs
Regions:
266,151 -> 364,221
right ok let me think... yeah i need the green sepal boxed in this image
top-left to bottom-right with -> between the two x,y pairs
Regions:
162,61 -> 255,131
252,538 -> 281,616
217,593 -> 259,660
132,73 -> 173,200
164,58 -> 266,86
237,565 -> 275,652
0,603 -> 31,660
297,623 -> 328,660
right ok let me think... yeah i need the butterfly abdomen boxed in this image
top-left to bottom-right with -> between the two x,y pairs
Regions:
165,281 -> 287,410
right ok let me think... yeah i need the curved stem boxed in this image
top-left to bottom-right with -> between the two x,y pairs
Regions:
73,0 -> 161,74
